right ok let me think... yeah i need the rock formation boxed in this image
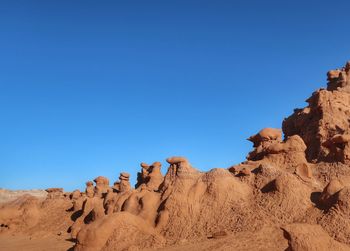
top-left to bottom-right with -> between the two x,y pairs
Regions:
85,181 -> 94,198
136,162 -> 164,191
247,127 -> 282,147
327,61 -> 350,92
3,61 -> 350,250
283,62 -> 350,163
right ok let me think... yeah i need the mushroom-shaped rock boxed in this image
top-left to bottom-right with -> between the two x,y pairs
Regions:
247,128 -> 282,147
93,176 -> 110,195
119,172 -> 131,192
85,181 -> 94,198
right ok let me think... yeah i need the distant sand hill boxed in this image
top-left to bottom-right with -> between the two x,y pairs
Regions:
0,189 -> 47,204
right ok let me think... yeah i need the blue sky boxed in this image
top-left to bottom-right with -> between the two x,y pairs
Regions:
1,0 -> 350,191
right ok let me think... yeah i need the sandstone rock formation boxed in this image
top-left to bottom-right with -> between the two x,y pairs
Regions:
3,61 -> 350,250
85,181 -> 94,198
118,172 -> 131,192
318,179 -> 344,209
283,63 -> 350,163
247,127 -> 282,147
327,61 -> 350,92
136,162 -> 164,191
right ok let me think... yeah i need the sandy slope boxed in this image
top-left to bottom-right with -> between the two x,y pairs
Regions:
0,233 -> 74,251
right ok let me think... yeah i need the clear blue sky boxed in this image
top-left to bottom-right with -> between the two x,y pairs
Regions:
1,1 -> 349,191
